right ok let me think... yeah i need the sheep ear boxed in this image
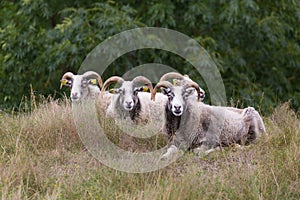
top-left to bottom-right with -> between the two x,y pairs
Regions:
134,86 -> 148,93
60,79 -> 72,88
60,79 -> 68,86
173,79 -> 180,86
89,79 -> 97,85
109,89 -> 117,94
142,86 -> 149,92
109,88 -> 122,94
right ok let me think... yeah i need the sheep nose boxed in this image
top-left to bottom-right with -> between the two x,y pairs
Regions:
125,101 -> 132,106
174,105 -> 181,111
71,92 -> 78,99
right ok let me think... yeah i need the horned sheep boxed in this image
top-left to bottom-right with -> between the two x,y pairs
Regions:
151,78 -> 266,158
60,71 -> 104,102
60,71 -> 113,122
100,75 -> 168,126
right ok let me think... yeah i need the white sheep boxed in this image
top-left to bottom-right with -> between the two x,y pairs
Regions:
60,71 -> 113,128
151,80 -> 266,159
155,72 -> 265,144
153,72 -> 206,142
100,75 -> 168,126
60,71 -> 103,102
99,75 -> 171,143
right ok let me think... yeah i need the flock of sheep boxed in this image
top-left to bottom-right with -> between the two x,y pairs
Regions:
60,71 -> 266,159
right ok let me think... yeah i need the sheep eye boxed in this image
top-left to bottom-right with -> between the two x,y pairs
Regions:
167,92 -> 174,100
183,88 -> 194,98
66,80 -> 73,88
119,89 -> 125,95
81,80 -> 88,87
134,87 -> 144,92
133,87 -> 143,95
183,92 -> 190,98
200,92 -> 205,100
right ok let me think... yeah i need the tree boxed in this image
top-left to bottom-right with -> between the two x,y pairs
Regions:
122,0 -> 300,112
1,0 -> 299,113
0,0 -> 141,110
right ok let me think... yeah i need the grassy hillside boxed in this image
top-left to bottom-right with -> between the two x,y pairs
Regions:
0,98 -> 299,199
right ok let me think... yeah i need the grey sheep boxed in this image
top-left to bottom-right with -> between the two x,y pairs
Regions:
151,79 -> 266,159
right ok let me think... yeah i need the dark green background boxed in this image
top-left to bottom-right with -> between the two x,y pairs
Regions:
1,0 -> 299,113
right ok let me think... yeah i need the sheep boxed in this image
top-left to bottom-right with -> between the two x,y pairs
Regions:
151,79 -> 266,159
60,71 -> 103,102
156,72 -> 265,144
100,75 -> 168,126
99,75 -> 171,146
153,72 -> 206,142
60,71 -> 113,129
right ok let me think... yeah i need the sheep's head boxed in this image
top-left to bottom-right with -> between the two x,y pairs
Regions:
101,76 -> 153,111
152,78 -> 201,117
158,72 -> 205,101
60,71 -> 103,102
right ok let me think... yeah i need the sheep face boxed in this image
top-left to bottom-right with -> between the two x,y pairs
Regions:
60,71 -> 102,102
110,81 -> 144,111
162,86 -> 195,116
69,75 -> 91,101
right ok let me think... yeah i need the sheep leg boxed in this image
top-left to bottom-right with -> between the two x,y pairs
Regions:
194,145 -> 222,157
232,143 -> 244,149
160,145 -> 178,160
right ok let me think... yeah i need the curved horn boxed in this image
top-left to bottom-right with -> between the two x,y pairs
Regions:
159,72 -> 184,82
132,76 -> 154,94
82,71 -> 103,88
101,76 -> 124,94
60,72 -> 74,89
183,80 -> 202,102
151,81 -> 174,101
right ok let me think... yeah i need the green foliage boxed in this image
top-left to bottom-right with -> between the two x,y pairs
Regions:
0,0 -> 140,110
1,0 -> 300,113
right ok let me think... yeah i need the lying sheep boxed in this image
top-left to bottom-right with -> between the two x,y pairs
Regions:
154,72 -> 206,141
99,75 -> 171,151
60,71 -> 103,102
156,72 -> 265,144
60,71 -> 113,127
100,75 -> 168,126
151,80 -> 266,158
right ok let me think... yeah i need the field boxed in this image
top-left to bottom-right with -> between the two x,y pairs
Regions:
0,98 -> 299,199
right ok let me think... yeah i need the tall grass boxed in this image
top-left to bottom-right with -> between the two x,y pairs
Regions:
0,98 -> 299,199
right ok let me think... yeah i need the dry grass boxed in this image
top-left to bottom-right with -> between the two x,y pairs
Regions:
0,99 -> 299,199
